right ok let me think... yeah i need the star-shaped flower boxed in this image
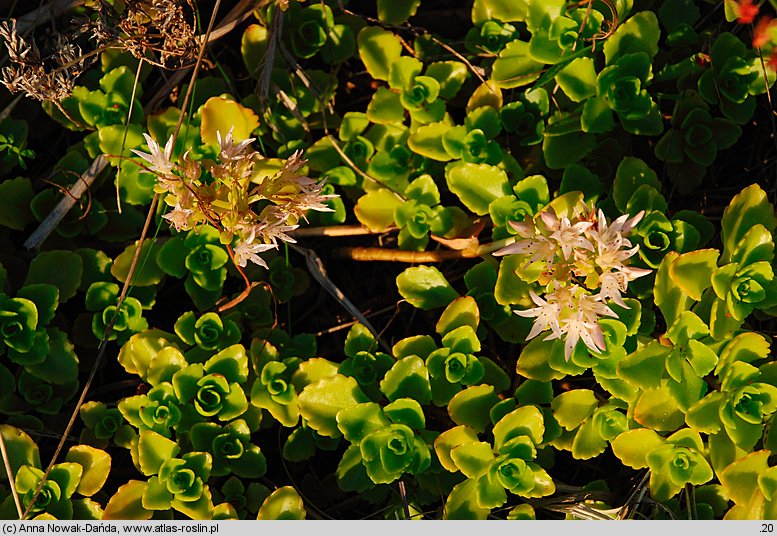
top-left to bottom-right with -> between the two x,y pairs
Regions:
233,229 -> 277,269
132,133 -> 174,176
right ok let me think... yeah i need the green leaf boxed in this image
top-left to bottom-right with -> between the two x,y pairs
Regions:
472,0 -> 528,24
337,402 -> 391,443
99,124 -> 145,161
26,327 -> 79,385
378,0 -> 421,26
450,441 -> 494,478
0,425 -> 40,478
516,337 -> 566,382
354,189 -> 403,232
17,284 -> 59,326
396,266 -> 459,310
103,481 -> 152,520
720,450 -> 771,505
555,57 -> 597,102
392,335 -> 438,360
380,356 -> 432,404
335,445 -> 372,493
633,384 -> 686,432
366,87 -> 405,124
551,390 -> 598,431
408,122 -> 454,161
241,24 -> 268,78
426,61 -> 469,99
339,112 -> 370,142
257,486 -> 306,520
542,118 -> 595,168
617,340 -> 668,390
436,296 -> 480,336
721,184 -> 777,264
445,162 -> 511,216
0,177 -> 34,230
603,11 -> 660,64
494,254 -> 534,306
669,249 -> 719,301
612,157 -> 661,212
686,392 -> 724,434
759,467 -> 777,502
299,374 -> 370,437
358,27 -> 403,82
448,385 -> 500,432
491,39 -> 543,89
611,429 -> 666,469
434,425 -> 480,472
384,398 -> 425,429
655,252 -> 693,327
25,250 -> 83,303
204,344 -> 249,383
442,326 -> 481,354
571,417 -> 607,460
155,236 -> 187,278
444,479 -> 490,520
405,174 -> 440,206
65,445 -> 111,497
112,239 -> 165,287
466,107 -> 502,139
342,324 -> 375,360
137,431 -> 180,476
493,406 -> 545,450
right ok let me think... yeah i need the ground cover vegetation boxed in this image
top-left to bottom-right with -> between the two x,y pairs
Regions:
0,0 -> 777,521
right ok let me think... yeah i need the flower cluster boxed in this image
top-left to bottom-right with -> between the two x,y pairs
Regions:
132,129 -> 336,270
495,206 -> 651,360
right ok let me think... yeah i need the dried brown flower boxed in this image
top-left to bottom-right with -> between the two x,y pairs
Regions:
0,19 -> 88,101
93,0 -> 198,69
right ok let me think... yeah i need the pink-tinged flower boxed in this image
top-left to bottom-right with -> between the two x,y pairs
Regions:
253,210 -> 299,246
233,229 -> 277,268
494,219 -> 558,266
162,203 -> 193,232
559,289 -> 616,360
132,133 -> 174,176
217,127 -> 256,162
590,209 -> 643,245
562,319 -> 605,361
287,180 -> 337,216
545,212 -> 594,260
515,290 -> 562,341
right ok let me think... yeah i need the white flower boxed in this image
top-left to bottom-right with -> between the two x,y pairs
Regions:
562,318 -> 605,361
217,127 -> 256,162
515,290 -> 562,341
233,229 -> 277,268
286,179 -> 337,216
494,218 -> 558,266
162,202 -> 193,232
557,289 -> 615,360
131,133 -> 174,176
543,211 -> 594,260
253,210 -> 299,246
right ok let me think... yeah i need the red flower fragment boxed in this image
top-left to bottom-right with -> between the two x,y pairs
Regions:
738,0 -> 760,24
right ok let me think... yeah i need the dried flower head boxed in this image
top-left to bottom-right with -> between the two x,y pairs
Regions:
0,19 -> 89,101
92,0 -> 198,69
